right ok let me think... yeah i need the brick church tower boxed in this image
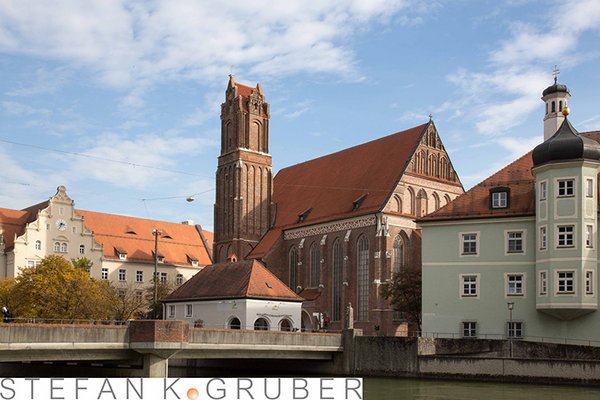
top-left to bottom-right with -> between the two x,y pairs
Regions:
214,75 -> 273,262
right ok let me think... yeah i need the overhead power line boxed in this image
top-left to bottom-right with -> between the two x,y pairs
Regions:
0,138 -> 209,178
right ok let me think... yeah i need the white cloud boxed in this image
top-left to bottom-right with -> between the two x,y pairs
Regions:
0,0 -> 418,99
66,133 -> 217,189
1,101 -> 50,116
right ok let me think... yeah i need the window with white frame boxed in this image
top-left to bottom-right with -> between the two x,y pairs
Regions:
507,231 -> 524,253
79,244 -> 85,254
586,271 -> 594,295
27,260 -> 41,267
557,225 -> 574,247
506,274 -> 524,296
168,305 -> 175,318
53,242 -> 60,252
136,270 -> 143,283
539,181 -> 547,201
461,275 -> 478,297
462,321 -> 477,338
157,256 -> 165,263
185,304 -> 193,318
586,225 -> 594,248
60,242 -> 67,253
557,271 -> 575,293
118,269 -> 126,282
587,178 -> 594,198
461,233 -> 478,255
101,268 -> 108,280
540,226 -> 547,250
119,253 -> 127,260
539,271 -> 548,295
176,274 -> 183,285
35,240 -> 41,250
491,191 -> 508,209
135,291 -> 143,303
160,272 -> 167,283
507,321 -> 523,338
558,179 -> 575,197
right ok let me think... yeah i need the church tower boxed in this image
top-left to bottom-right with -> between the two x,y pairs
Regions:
542,67 -> 570,141
214,75 -> 273,262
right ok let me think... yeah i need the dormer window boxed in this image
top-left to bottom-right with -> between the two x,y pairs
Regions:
187,255 -> 199,267
115,247 -> 127,260
298,208 -> 312,223
352,194 -> 368,211
490,187 -> 509,209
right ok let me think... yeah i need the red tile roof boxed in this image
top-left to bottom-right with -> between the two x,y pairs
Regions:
76,209 -> 212,267
164,259 -> 303,302
249,123 -> 431,258
0,201 -> 49,250
420,130 -> 600,222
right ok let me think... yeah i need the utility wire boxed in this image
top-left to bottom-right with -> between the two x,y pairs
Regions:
0,138 -> 209,178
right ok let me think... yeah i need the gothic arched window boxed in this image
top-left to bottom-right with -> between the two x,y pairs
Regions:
357,235 -> 369,321
310,242 -> 320,288
393,235 -> 404,274
289,246 -> 298,291
332,239 -> 343,321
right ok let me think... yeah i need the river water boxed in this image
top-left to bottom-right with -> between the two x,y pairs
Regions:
364,378 -> 600,399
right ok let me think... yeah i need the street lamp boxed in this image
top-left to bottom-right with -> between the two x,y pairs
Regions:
152,228 -> 163,319
507,301 -> 514,358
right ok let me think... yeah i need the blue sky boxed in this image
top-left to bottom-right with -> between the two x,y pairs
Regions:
1,0 -> 599,232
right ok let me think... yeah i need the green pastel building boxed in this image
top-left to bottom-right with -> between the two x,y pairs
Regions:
420,79 -> 600,343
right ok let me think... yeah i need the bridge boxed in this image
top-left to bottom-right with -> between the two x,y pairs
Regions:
0,321 -> 345,377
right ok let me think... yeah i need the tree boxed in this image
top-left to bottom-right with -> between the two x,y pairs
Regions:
12,255 -> 115,321
0,278 -> 16,313
381,267 -> 422,333
111,284 -> 147,320
71,257 -> 93,273
145,281 -> 174,319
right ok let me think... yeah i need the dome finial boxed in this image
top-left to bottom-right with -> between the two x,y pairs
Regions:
552,65 -> 560,84
562,106 -> 570,117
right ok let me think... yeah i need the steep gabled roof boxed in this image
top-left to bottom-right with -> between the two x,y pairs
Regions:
164,259 -> 303,302
76,209 -> 212,266
420,130 -> 600,222
249,123 -> 430,258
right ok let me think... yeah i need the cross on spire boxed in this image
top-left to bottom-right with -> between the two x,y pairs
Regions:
229,65 -> 235,77
552,65 -> 560,83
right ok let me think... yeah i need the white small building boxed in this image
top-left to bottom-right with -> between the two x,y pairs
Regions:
163,259 -> 303,331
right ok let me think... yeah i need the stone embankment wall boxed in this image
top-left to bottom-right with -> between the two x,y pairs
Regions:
342,331 -> 600,385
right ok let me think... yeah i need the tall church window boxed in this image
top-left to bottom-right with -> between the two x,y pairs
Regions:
432,192 -> 441,211
310,242 -> 320,288
332,239 -> 343,321
289,246 -> 298,291
393,235 -> 404,274
407,187 -> 415,216
357,235 -> 369,321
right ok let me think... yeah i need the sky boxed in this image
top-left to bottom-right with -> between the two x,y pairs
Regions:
1,0 -> 600,232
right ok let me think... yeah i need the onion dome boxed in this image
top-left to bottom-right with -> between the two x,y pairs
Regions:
533,111 -> 600,166
542,81 -> 569,97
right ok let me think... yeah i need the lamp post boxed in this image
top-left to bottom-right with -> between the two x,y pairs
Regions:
507,301 -> 514,358
152,228 -> 162,319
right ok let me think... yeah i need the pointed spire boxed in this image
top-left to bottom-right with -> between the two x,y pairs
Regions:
256,82 -> 263,96
228,73 -> 235,89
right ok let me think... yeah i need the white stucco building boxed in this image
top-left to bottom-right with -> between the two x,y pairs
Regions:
0,186 -> 213,294
163,259 -> 303,331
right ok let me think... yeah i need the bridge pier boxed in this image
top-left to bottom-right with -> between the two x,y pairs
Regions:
143,354 -> 169,378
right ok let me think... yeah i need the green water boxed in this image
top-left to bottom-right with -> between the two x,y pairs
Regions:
364,378 -> 600,399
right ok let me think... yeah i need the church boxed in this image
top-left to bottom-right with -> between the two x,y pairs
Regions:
213,76 -> 464,335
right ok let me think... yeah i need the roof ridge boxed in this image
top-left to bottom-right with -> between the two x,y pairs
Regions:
276,123 -> 429,175
76,208 -> 201,228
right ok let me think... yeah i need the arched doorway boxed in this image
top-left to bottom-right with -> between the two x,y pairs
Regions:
228,317 -> 241,329
254,317 -> 270,331
279,319 -> 292,331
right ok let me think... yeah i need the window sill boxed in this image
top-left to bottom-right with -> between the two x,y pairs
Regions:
507,293 -> 524,296
557,291 -> 575,295
461,253 -> 478,256
507,250 -> 524,254
557,245 -> 575,249
461,294 -> 478,298
557,195 -> 575,198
